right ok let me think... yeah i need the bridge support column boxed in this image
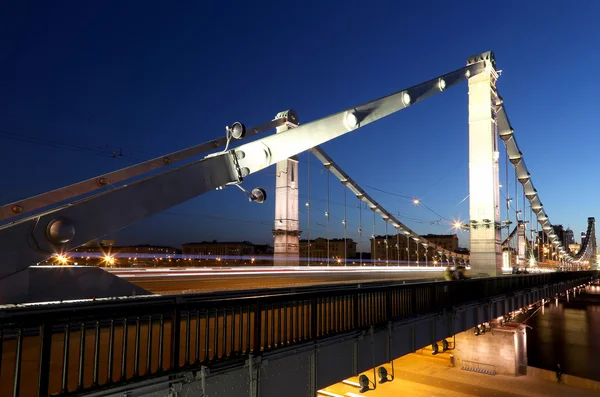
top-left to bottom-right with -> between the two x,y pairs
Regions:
467,51 -> 502,276
517,221 -> 526,269
452,322 -> 527,376
273,110 -> 301,266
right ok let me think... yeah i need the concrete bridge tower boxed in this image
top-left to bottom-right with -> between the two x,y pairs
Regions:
467,51 -> 502,276
272,110 -> 301,266
517,221 -> 526,268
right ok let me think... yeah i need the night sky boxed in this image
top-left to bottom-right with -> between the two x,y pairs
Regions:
2,1 -> 599,251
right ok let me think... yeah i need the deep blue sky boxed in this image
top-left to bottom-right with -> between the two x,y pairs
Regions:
2,1 -> 598,251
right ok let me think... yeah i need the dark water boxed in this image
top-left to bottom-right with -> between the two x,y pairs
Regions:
525,284 -> 600,381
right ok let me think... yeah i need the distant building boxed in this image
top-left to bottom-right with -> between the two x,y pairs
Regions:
299,238 -> 357,260
253,244 -> 274,255
181,241 -> 262,265
422,234 -> 459,252
569,243 -> 581,254
67,244 -> 180,267
181,241 -> 254,264
565,228 -> 575,245
182,241 -> 255,256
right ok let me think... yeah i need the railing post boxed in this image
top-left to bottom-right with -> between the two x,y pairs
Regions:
0,329 -> 3,386
386,290 -> 393,321
13,328 -> 23,397
38,322 -> 52,397
93,321 -> 100,386
77,322 -> 86,390
107,319 -> 115,383
61,324 -> 70,394
252,300 -> 262,353
429,286 -> 436,311
352,294 -> 359,329
311,297 -> 319,338
134,316 -> 141,377
146,316 -> 153,375
0,329 -> 3,383
171,308 -> 181,369
158,314 -> 165,372
120,318 -> 128,381
411,287 -> 418,315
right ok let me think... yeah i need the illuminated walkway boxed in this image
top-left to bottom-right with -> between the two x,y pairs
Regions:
319,352 -> 597,397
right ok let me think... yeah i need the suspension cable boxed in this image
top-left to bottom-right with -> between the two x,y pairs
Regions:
407,234 -> 411,265
307,149 -> 311,266
505,149 -> 510,266
359,202 -> 363,265
385,220 -> 389,265
514,169 -> 519,263
343,184 -> 347,266
327,166 -> 330,266
373,211 -> 376,264
397,229 -> 400,266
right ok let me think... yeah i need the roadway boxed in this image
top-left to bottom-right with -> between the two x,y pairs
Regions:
107,266 -> 451,294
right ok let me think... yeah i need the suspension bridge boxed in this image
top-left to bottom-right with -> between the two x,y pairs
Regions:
0,51 -> 598,397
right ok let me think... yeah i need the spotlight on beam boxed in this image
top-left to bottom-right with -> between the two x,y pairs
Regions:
377,367 -> 389,383
359,374 -> 371,393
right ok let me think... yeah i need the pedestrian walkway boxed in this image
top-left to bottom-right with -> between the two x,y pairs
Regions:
319,352 -> 597,397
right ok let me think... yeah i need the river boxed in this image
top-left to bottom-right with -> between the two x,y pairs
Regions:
524,283 -> 600,381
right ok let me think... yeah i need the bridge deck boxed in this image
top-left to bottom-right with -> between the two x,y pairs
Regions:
0,271 -> 596,397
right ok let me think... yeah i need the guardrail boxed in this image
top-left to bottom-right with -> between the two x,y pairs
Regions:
0,271 -> 597,397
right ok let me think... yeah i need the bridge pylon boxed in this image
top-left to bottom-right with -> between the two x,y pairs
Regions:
467,51 -> 502,276
517,220 -> 526,269
272,110 -> 301,266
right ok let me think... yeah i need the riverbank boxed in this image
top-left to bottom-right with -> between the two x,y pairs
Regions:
528,366 -> 600,393
320,353 -> 598,397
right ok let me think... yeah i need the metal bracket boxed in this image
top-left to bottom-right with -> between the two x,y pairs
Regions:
195,366 -> 209,397
387,322 -> 392,362
246,354 -> 261,397
171,382 -> 183,396
309,350 -> 317,397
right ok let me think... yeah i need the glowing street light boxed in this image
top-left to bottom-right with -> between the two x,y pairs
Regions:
56,254 -> 68,265
103,255 -> 115,266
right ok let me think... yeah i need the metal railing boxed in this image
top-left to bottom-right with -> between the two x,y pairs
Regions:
0,271 -> 596,397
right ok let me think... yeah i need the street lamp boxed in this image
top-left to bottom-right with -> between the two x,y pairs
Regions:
103,255 -> 115,266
